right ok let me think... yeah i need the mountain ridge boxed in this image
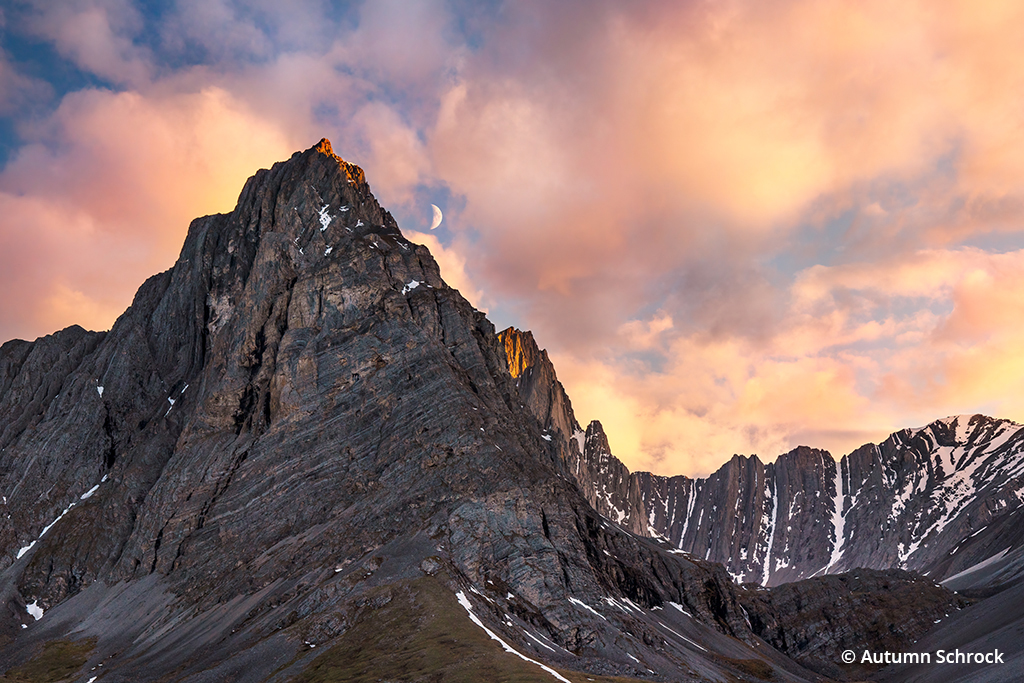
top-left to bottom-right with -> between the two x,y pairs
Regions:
502,327 -> 1024,588
0,139 -> 989,682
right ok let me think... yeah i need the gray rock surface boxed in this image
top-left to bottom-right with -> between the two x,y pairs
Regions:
497,328 -> 649,536
875,572 -> 1024,683
738,568 -> 972,680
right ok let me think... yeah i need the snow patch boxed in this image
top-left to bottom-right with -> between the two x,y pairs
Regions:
942,547 -> 1013,584
523,629 -> 557,652
456,591 -> 571,682
402,280 -> 421,295
825,458 -> 847,572
15,484 -> 101,559
568,597 -> 606,620
96,386 -> 104,397
318,204 -> 332,231
668,601 -> 692,617
572,429 -> 585,461
760,477 -> 778,586
26,600 -> 43,620
678,483 -> 698,547
652,617 -> 707,651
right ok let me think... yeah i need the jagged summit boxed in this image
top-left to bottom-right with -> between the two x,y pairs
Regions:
907,413 -> 1019,439
499,326 -> 542,379
2,141 -> 855,683
0,141 -> 997,682
313,136 -> 336,157
310,136 -> 367,186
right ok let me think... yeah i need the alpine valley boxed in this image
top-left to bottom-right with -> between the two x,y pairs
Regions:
0,141 -> 1021,683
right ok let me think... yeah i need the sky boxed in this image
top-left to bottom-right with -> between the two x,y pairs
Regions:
2,0 -> 1024,477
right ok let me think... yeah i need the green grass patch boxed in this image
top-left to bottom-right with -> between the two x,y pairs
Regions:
289,576 -> 647,683
719,655 -> 775,680
0,638 -> 96,683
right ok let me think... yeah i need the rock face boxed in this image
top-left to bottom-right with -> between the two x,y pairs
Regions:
637,447 -> 839,586
497,328 -> 648,536
499,327 -> 577,446
637,415 -> 1024,587
0,138 -> 936,682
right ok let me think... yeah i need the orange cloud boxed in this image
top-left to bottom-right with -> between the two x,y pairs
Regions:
5,0 -> 1024,479
0,86 -> 292,341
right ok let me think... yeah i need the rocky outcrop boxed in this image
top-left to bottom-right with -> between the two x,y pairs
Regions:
575,420 -> 648,535
497,327 -> 580,464
739,568 -> 972,681
497,328 -> 648,536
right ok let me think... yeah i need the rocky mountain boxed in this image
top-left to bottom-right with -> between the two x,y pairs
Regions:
637,414 -> 1024,587
504,329 -> 1024,590
0,138 -> 967,682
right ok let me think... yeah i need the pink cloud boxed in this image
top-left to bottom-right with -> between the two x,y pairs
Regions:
5,0 -> 1024,477
22,0 -> 152,87
0,86 -> 292,341
0,52 -> 52,115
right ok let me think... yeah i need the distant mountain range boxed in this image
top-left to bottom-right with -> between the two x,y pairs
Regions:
0,140 -> 1018,682
505,327 -> 1024,592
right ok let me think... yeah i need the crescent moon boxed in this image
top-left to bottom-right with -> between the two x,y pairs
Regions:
429,204 -> 443,230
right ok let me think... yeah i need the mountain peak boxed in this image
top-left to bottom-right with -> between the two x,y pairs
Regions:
308,136 -> 366,186
313,136 -> 335,156
911,413 -> 1003,433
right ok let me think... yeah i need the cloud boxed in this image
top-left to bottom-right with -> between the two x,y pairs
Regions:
553,246 -> 1024,476
405,229 -> 486,311
157,0 -> 273,63
20,0 -> 153,87
348,102 -> 433,208
0,51 -> 52,115
431,0 -> 1024,304
4,0 -> 1024,478
0,86 -> 292,341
